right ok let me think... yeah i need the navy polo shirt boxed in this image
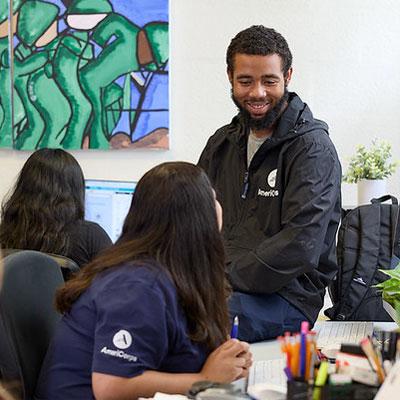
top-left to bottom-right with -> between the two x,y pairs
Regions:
35,262 -> 208,400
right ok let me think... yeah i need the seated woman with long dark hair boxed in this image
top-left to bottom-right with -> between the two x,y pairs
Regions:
0,149 -> 112,267
35,162 -> 252,399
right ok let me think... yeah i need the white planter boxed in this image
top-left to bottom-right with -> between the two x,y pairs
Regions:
357,179 -> 386,205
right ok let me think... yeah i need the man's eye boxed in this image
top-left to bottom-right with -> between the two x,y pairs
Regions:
238,80 -> 251,86
265,80 -> 277,86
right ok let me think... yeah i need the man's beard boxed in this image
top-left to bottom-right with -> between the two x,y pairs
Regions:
231,87 -> 289,132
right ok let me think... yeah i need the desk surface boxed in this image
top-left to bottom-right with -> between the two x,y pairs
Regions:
249,321 -> 398,362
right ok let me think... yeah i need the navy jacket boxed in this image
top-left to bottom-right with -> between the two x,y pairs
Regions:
198,93 -> 342,323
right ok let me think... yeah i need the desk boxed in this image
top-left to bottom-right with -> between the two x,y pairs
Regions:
246,321 -> 398,398
249,321 -> 398,361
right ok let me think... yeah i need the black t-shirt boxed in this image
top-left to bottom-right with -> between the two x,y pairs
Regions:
66,220 -> 112,267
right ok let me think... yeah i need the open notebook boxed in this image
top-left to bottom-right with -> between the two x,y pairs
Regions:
247,358 -> 286,388
313,321 -> 374,349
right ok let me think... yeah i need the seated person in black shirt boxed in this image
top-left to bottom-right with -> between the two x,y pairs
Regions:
0,149 -> 111,268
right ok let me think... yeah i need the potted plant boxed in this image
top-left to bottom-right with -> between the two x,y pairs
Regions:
343,139 -> 398,205
374,264 -> 400,327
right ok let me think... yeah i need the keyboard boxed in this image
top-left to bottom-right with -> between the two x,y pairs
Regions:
247,358 -> 286,387
314,321 -> 374,349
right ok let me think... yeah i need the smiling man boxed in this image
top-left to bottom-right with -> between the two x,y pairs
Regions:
198,26 -> 342,342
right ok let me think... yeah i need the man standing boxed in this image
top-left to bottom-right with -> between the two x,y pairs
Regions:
199,26 -> 341,342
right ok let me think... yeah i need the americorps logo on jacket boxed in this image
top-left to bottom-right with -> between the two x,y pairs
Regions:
258,169 -> 279,197
267,169 -> 277,188
100,329 -> 138,362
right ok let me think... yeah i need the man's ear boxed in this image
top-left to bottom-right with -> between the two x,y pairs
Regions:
227,68 -> 233,84
285,67 -> 293,85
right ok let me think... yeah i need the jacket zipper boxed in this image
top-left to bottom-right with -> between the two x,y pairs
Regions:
241,171 -> 249,199
233,169 -> 250,232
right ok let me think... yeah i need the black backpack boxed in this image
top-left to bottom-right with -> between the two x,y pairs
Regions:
325,195 -> 400,321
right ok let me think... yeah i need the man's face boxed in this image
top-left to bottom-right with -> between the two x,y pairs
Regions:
229,53 -> 292,131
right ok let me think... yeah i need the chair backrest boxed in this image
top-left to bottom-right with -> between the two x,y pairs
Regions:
0,313 -> 22,397
1,249 -> 79,280
0,250 -> 64,399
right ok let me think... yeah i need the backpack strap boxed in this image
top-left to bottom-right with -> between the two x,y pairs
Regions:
372,195 -> 400,259
371,195 -> 398,205
334,205 -> 381,320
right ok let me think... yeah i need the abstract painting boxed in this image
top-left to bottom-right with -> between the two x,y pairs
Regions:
0,0 -> 169,150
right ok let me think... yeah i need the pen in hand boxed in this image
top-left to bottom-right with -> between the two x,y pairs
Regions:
230,316 -> 239,339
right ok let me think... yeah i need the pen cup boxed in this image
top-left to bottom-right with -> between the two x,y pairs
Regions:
286,381 -> 379,400
286,379 -> 309,400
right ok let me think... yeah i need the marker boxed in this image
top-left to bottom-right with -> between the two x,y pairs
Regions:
315,360 -> 329,387
284,366 -> 293,381
300,321 -> 309,378
230,316 -> 239,339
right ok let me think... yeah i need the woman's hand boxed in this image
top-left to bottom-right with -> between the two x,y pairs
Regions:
92,340 -> 252,399
200,339 -> 252,383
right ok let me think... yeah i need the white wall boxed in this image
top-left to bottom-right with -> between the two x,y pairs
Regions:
1,0 -> 400,206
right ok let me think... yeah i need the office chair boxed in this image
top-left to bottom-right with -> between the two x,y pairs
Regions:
0,314 -> 22,398
1,248 -> 79,280
0,250 -> 64,400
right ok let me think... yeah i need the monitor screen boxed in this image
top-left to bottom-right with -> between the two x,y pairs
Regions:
85,179 -> 136,243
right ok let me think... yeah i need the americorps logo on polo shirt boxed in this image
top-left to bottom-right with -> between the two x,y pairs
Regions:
113,329 -> 132,349
100,329 -> 138,362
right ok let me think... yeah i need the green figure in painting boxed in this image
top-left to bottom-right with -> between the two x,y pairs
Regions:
48,0 -> 104,149
14,0 -> 71,149
14,0 -> 67,150
76,0 -> 141,149
0,0 -> 24,148
15,1 -> 70,150
31,31 -> 72,149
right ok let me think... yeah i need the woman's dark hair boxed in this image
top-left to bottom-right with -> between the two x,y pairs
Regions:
0,148 -> 85,255
226,25 -> 293,77
56,162 -> 230,349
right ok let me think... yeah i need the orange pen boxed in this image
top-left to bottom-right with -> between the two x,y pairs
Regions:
291,333 -> 301,378
305,331 -> 317,381
284,331 -> 292,369
278,334 -> 290,370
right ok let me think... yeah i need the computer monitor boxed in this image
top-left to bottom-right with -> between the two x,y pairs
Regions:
84,179 -> 136,243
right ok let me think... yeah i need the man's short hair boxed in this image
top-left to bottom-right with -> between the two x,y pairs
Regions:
226,25 -> 293,76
